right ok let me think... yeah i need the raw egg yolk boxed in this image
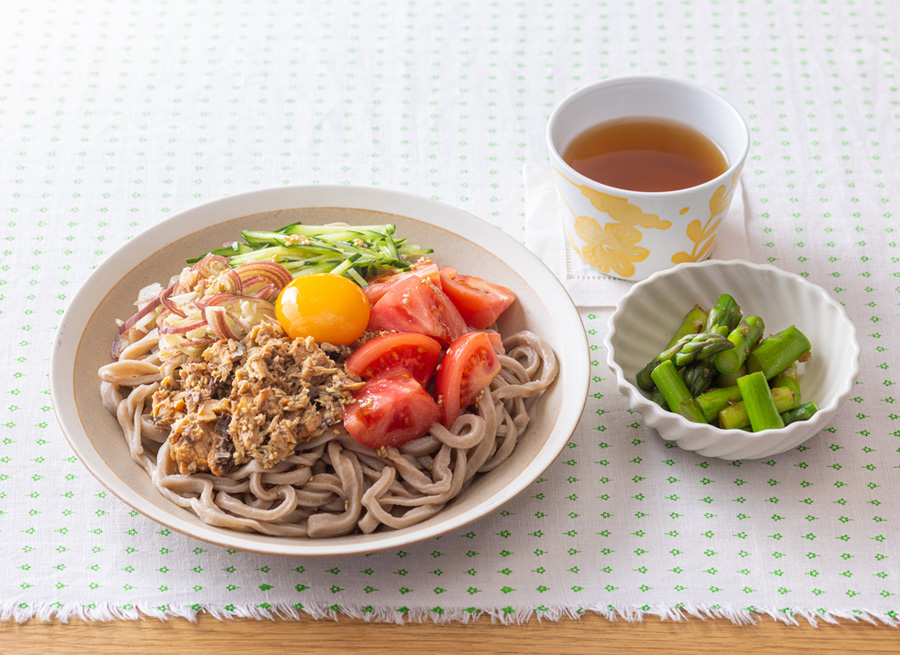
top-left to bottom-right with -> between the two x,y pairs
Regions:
275,273 -> 370,346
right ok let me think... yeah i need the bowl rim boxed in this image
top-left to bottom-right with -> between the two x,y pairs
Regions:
50,184 -> 591,556
604,258 -> 861,447
545,75 -> 751,199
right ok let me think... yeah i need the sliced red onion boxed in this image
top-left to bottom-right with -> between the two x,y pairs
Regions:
118,296 -> 162,335
158,283 -> 187,318
201,292 -> 242,308
111,332 -> 129,360
223,268 -> 243,294
169,338 -> 217,351
208,293 -> 273,319
247,283 -> 279,301
136,282 -> 163,306
191,254 -> 231,278
236,295 -> 275,310
158,317 -> 208,335
204,306 -> 240,341
238,274 -> 265,288
235,261 -> 293,290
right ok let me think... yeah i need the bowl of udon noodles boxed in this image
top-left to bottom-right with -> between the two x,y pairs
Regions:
50,185 -> 590,556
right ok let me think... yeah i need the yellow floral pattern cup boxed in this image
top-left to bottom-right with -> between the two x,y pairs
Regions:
547,77 -> 749,281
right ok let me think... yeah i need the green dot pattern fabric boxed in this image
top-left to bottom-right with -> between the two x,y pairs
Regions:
0,0 -> 898,624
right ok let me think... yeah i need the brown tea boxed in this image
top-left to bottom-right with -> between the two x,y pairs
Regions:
562,116 -> 728,192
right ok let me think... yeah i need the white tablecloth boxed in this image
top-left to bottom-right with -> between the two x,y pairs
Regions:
1,0 -> 897,625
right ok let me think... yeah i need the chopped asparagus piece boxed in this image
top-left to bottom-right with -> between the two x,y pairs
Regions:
671,332 -> 736,368
715,364 -> 746,388
683,361 -> 716,397
651,388 -> 669,410
724,378 -> 791,431
636,306 -> 708,390
637,332 -> 734,390
696,384 -> 742,423
747,325 -> 812,380
705,293 -> 742,335
780,401 -> 819,426
714,315 -> 765,375
665,305 -> 709,349
651,360 -> 707,423
770,362 -> 801,405
718,385 -> 796,430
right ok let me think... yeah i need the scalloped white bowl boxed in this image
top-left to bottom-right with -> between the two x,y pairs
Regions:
605,260 -> 860,460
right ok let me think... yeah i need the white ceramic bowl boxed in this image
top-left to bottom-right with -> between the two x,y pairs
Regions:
605,260 -> 860,460
50,186 -> 590,556
546,76 -> 750,281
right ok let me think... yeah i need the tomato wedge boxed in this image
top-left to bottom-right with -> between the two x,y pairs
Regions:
434,331 -> 502,428
484,330 -> 505,356
345,332 -> 442,386
343,371 -> 441,448
367,274 -> 467,346
439,267 -> 517,330
364,258 -> 441,305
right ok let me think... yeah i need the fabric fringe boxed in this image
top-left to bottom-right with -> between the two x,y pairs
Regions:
1,601 -> 897,627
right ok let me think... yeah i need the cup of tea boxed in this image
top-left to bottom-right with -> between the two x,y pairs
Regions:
546,76 -> 750,281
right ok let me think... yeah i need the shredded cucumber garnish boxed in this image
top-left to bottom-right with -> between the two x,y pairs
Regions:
187,222 -> 432,286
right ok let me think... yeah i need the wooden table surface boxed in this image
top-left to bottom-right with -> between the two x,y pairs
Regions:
4,614 -> 897,654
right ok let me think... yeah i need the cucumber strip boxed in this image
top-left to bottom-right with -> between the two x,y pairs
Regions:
289,264 -> 337,276
283,224 -> 393,237
398,244 -> 432,257
241,229 -> 285,244
189,221 -> 430,286
228,244 -> 343,265
346,267 -> 368,287
382,233 -> 401,260
275,221 -> 302,234
329,253 -> 363,277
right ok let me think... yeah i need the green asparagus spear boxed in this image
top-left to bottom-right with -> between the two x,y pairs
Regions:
780,401 -> 819,426
651,360 -> 707,423
716,364 -> 746,388
651,388 -> 669,410
665,305 -> 709,349
770,362 -> 801,404
671,332 -> 735,368
735,373 -> 787,431
683,361 -> 717,397
718,386 -> 796,430
696,384 -> 742,423
705,294 -> 742,335
636,365 -> 658,391
714,315 -> 765,375
636,306 -> 708,390
747,325 -> 812,380
636,332 -> 735,390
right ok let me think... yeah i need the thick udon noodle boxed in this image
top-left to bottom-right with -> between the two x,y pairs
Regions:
98,326 -> 558,538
